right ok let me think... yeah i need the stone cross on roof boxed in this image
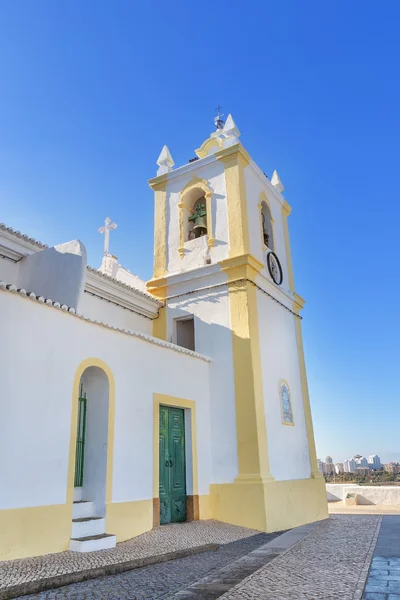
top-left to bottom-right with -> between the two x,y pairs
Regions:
98,217 -> 117,255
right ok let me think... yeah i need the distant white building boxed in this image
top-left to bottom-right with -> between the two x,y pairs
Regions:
368,455 -> 381,470
357,457 -> 369,468
335,463 -> 344,475
325,463 -> 335,476
317,459 -> 325,474
325,456 -> 333,464
344,459 -> 356,473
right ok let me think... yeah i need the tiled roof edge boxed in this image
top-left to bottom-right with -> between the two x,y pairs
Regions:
0,282 -> 210,363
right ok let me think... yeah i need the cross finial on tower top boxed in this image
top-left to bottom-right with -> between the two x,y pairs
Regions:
214,105 -> 225,130
98,217 -> 117,255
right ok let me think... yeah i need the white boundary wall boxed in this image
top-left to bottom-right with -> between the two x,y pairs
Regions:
327,483 -> 400,505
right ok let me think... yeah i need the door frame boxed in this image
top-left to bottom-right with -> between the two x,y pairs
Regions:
153,393 -> 198,527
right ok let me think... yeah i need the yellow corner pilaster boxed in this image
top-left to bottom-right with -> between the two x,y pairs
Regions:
220,256 -> 272,485
216,144 -> 251,258
147,278 -> 168,341
293,294 -> 321,479
281,200 -> 295,292
149,176 -> 168,278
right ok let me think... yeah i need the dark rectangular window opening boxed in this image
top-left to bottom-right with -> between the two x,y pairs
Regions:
176,317 -> 195,351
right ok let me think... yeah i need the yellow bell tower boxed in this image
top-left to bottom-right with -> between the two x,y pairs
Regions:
147,114 -> 327,532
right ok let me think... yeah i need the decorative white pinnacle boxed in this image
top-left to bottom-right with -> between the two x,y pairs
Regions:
156,145 -> 174,175
271,170 -> 284,193
223,114 -> 241,139
98,217 -> 117,256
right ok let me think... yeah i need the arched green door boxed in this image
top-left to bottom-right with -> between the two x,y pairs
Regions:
159,406 -> 186,524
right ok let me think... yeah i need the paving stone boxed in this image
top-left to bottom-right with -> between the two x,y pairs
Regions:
363,594 -> 388,600
0,520 -> 262,594
13,530 -> 279,600
219,515 -> 381,599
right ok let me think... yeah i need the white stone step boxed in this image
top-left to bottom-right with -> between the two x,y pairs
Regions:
69,533 -> 116,553
73,487 -> 83,502
71,516 -> 105,539
72,501 -> 95,520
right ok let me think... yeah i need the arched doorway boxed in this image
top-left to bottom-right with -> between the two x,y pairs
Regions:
75,366 -> 109,516
69,362 -> 116,551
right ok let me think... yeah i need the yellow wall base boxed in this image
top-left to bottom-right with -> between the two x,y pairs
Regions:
210,481 -> 268,531
210,476 -> 328,533
0,504 -> 73,561
198,494 -> 212,520
106,499 -> 153,543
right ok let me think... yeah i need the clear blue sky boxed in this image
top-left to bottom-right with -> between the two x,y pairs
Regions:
1,2 -> 399,463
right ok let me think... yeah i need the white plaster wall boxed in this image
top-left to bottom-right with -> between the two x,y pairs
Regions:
0,291 -> 212,509
326,484 -> 400,505
79,293 -> 152,335
81,367 -> 109,516
245,167 -> 292,297
166,281 -> 238,484
167,161 -> 229,274
17,241 -> 87,310
0,258 -> 18,283
257,289 -> 311,481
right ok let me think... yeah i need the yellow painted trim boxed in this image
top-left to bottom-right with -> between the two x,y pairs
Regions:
198,494 -> 212,520
0,504 -> 73,560
293,294 -> 321,478
279,379 -> 295,426
195,136 -> 223,159
258,192 -> 276,252
106,499 -> 153,542
281,200 -> 295,292
67,358 -> 115,506
178,177 -> 214,257
153,394 -> 198,498
146,279 -> 168,341
220,253 -> 264,283
152,305 -> 167,341
216,144 -> 251,258
151,180 -> 168,278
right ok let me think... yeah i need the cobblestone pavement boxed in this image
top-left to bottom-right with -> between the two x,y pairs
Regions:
363,515 -> 400,599
15,532 -> 279,600
0,520 -> 260,592
220,515 -> 381,600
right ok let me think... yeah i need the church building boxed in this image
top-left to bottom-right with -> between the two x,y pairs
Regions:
0,114 -> 327,561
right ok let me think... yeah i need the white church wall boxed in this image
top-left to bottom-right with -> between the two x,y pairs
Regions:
256,288 -> 311,481
0,290 -> 212,510
0,257 -> 18,283
166,278 -> 238,484
166,160 -> 229,274
79,293 -> 153,335
17,240 -> 87,310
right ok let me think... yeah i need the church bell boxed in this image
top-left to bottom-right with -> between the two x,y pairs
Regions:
192,216 -> 207,237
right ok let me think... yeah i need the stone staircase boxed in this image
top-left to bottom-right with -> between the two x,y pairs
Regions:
69,488 -> 116,552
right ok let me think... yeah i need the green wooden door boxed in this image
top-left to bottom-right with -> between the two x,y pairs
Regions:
159,406 -> 186,524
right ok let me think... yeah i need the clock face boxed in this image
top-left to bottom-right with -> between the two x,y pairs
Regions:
266,251 -> 283,285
